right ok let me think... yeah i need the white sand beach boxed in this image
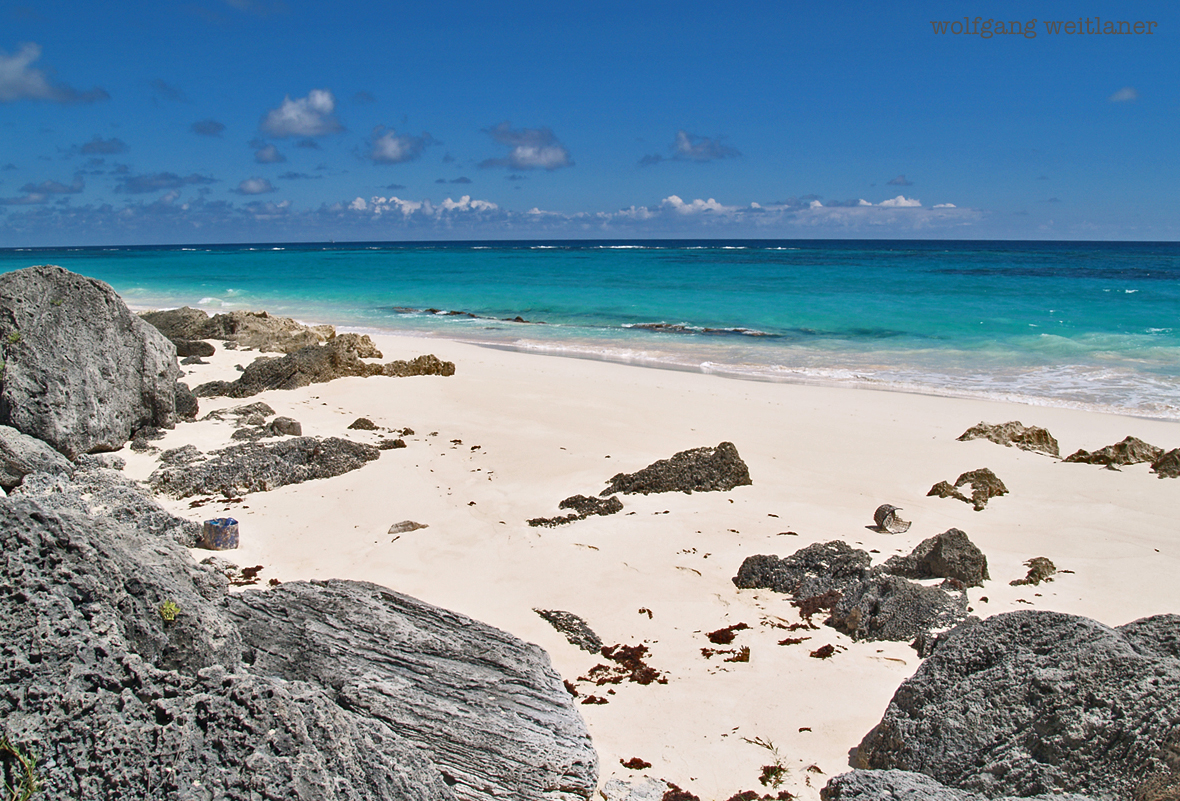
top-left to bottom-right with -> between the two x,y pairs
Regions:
121,332 -> 1180,801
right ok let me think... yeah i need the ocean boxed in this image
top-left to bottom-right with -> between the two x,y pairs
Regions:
2,239 -> 1178,419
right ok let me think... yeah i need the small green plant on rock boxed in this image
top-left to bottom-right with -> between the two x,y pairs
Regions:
159,599 -> 181,623
4,332 -> 19,345
0,736 -> 42,801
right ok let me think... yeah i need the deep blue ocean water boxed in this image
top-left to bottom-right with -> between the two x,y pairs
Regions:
2,239 -> 1178,419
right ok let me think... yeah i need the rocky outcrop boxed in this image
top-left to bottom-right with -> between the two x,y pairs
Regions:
733,540 -> 872,599
852,611 -> 1180,800
1064,436 -> 1164,469
228,580 -> 598,801
829,574 -> 968,650
1151,448 -> 1180,479
230,415 -> 303,441
0,265 -> 179,457
957,421 -> 1060,457
174,381 -> 199,421
599,442 -> 752,496
820,769 -> 1093,800
928,468 -> 1008,511
881,528 -> 989,587
150,436 -> 379,498
529,494 -> 624,527
140,306 -> 336,354
194,334 -> 455,398
0,423 -> 74,490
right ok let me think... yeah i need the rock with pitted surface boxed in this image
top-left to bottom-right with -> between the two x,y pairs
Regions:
820,769 -> 1093,800
0,423 -> 74,490
0,265 -> 179,457
600,441 -> 752,496
1151,448 -> 1180,479
229,580 -> 599,801
194,334 -> 455,398
150,435 -> 379,498
956,420 -> 1060,457
174,380 -> 199,421
534,609 -> 604,653
927,468 -> 1008,511
828,574 -> 969,649
881,528 -> 989,587
733,540 -> 873,599
528,494 -> 625,527
140,306 -> 336,354
852,610 -> 1180,800
1064,436 -> 1164,469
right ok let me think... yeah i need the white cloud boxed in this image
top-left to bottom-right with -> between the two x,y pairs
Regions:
0,42 -> 109,103
368,128 -> 434,164
661,195 -> 736,215
260,89 -> 343,137
236,177 -> 276,195
933,203 -> 957,208
481,123 -> 573,170
1108,86 -> 1138,103
254,144 -> 286,163
878,195 -> 922,207
348,194 -> 499,219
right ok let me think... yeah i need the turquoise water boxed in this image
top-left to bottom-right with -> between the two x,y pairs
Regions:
2,240 -> 1178,418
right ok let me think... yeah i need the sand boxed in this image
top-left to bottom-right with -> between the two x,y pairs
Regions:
121,332 -> 1180,801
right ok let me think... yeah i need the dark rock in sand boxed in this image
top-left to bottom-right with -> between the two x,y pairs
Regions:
927,467 -> 1008,511
529,494 -> 624,528
349,416 -> 379,430
599,441 -> 751,496
194,334 -> 455,398
379,437 -> 407,450
228,580 -> 599,801
160,443 -> 204,466
0,265 -> 179,458
882,528 -> 990,588
957,420 -> 1060,458
829,574 -> 969,651
174,380 -> 199,421
150,435 -> 379,498
852,610 -> 1180,800
0,423 -> 74,490
1064,436 -> 1164,469
230,415 -> 303,441
174,338 -> 216,358
820,769 -> 1093,801
389,520 -> 428,534
535,609 -> 604,653
1010,556 -> 1057,586
141,306 -> 337,354
200,400 -> 276,424
733,540 -> 873,599
1151,448 -> 1180,479
179,354 -> 207,365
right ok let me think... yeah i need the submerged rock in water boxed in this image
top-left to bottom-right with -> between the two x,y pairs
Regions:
0,265 -> 179,458
150,436 -> 379,498
956,420 -> 1060,457
852,610 -> 1180,800
1064,435 -> 1164,469
927,468 -> 1008,511
599,441 -> 752,496
194,334 -> 455,398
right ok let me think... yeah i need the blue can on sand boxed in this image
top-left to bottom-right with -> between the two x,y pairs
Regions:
200,518 -> 239,550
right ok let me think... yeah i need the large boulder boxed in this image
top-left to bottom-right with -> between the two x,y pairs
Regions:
881,528 -> 990,587
0,423 -> 74,490
229,580 -> 599,801
599,441 -> 752,496
820,769 -> 1092,800
853,611 -> 1180,800
140,306 -> 336,353
733,540 -> 872,599
0,265 -> 179,457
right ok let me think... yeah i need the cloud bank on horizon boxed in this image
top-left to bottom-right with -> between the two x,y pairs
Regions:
0,1 -> 1174,245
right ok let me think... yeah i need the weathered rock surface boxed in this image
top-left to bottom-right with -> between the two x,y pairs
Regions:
535,609 -> 604,653
228,580 -> 599,801
1151,448 -> 1180,479
829,574 -> 969,650
853,611 -> 1180,800
1064,436 -> 1164,469
882,528 -> 990,587
174,380 -> 199,421
957,420 -> 1060,457
194,334 -> 455,398
0,423 -> 74,490
529,494 -> 624,528
140,306 -> 336,353
928,468 -> 1008,511
174,339 -> 216,358
600,441 -> 751,496
1010,556 -> 1057,586
0,265 -> 179,457
201,400 -> 276,424
150,436 -> 380,498
733,540 -> 874,599
230,415 -> 303,441
820,769 -> 1093,800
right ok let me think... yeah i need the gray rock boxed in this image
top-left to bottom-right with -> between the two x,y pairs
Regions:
600,441 -> 752,496
0,423 -> 74,490
228,579 -> 599,801
349,416 -> 379,430
882,528 -> 989,587
0,265 -> 179,458
1151,448 -> 1180,479
269,415 -> 302,436
829,574 -> 969,650
389,520 -> 428,534
195,334 -> 455,398
928,468 -> 1008,511
140,306 -> 337,354
600,778 -> 672,801
853,610 -> 1180,800
174,339 -> 215,358
75,452 -> 126,470
1010,556 -> 1057,586
179,354 -> 207,365
200,400 -> 276,423
159,443 -> 204,466
733,540 -> 873,599
957,420 -> 1060,457
174,380 -> 199,421
150,435 -> 380,498
529,494 -> 625,528
534,609 -> 604,653
1063,436 -> 1163,469
820,769 -> 1094,800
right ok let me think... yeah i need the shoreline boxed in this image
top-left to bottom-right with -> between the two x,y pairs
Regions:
122,326 -> 1180,800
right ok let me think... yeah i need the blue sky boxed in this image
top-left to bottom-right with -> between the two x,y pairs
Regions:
1,0 -> 1176,245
